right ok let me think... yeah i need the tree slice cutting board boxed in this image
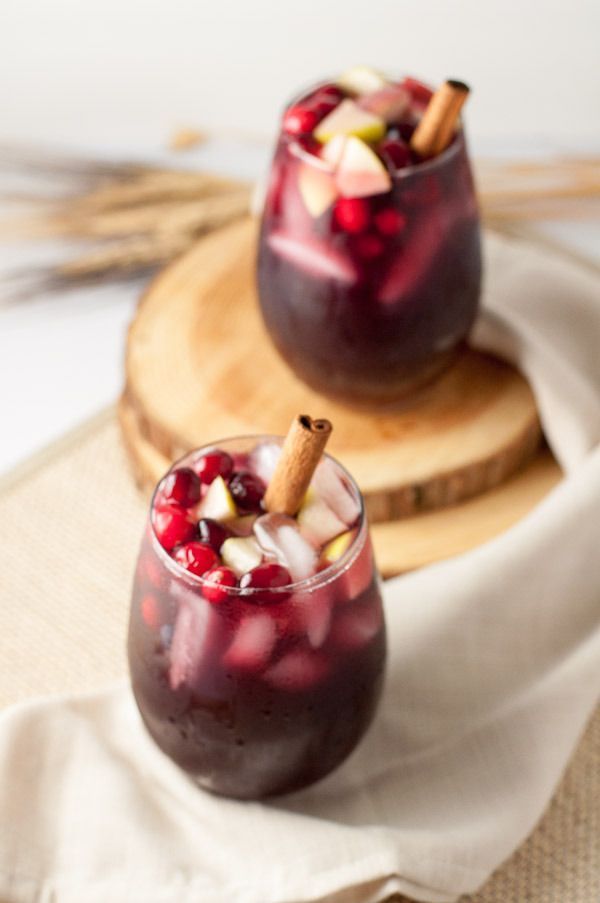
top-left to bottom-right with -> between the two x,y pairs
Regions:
121,216 -> 563,573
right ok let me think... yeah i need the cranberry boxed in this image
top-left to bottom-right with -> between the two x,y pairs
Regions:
228,471 -> 265,513
333,197 -> 370,233
354,233 -> 385,259
193,449 -> 233,484
374,208 -> 407,236
311,96 -> 339,119
141,594 -> 161,629
158,466 -> 200,508
240,563 -> 292,604
283,105 -> 318,135
202,566 -> 238,604
379,138 -> 412,171
402,77 -> 433,107
173,541 -> 218,577
152,505 -> 196,551
197,517 -> 229,552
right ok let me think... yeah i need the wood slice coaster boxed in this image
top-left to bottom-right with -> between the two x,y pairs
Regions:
121,215 -> 563,572
118,394 -> 561,577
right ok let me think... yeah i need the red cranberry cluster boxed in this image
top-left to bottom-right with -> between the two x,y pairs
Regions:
151,450 -> 292,603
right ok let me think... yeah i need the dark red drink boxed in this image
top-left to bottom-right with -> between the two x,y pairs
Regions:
257,70 -> 481,407
128,436 -> 386,799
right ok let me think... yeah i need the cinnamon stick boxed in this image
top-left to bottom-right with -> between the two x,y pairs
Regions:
264,415 -> 333,516
410,79 -> 470,158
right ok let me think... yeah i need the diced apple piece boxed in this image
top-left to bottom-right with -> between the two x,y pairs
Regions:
198,475 -> 237,522
359,85 -> 410,124
335,136 -> 392,198
297,163 -> 338,217
314,99 -> 385,145
320,134 -> 347,168
221,536 -> 263,577
322,529 -> 356,564
268,230 -> 358,284
336,65 -> 389,97
297,496 -> 347,548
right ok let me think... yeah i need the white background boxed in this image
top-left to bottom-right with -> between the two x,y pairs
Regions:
0,0 -> 599,474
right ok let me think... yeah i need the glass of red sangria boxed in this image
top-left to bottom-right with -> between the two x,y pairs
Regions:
257,67 -> 481,408
128,417 -> 386,799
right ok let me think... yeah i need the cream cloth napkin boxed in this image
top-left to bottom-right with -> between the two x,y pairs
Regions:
1,232 -> 599,903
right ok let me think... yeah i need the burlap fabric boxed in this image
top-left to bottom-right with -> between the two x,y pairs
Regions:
0,410 -> 597,902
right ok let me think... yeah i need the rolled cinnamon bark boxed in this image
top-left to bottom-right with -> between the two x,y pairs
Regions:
410,79 -> 470,158
264,415 -> 333,516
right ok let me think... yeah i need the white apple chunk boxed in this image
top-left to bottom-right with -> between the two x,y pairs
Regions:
337,65 -> 389,97
221,536 -> 263,577
198,475 -> 237,521
297,163 -> 338,217
335,136 -> 392,198
314,99 -> 385,145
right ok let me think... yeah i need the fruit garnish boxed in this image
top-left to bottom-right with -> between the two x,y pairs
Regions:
193,449 -> 233,484
374,207 -> 407,236
202,566 -> 238,604
358,84 -> 410,123
173,541 -> 218,577
333,197 -> 370,233
283,105 -> 319,135
239,563 -> 292,603
253,513 -> 318,581
228,470 -> 266,513
320,134 -> 347,168
152,505 -> 196,551
297,163 -> 339,217
334,135 -> 392,198
158,467 -> 201,508
378,137 -> 412,171
314,99 -> 385,145
221,536 -> 263,577
353,233 -> 385,259
198,475 -> 237,522
322,529 -> 356,564
297,496 -> 347,547
197,517 -> 229,552
336,65 -> 388,97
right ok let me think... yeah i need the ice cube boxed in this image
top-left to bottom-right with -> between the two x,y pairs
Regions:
331,601 -> 382,650
268,230 -> 358,284
169,597 -> 220,691
301,594 -> 332,648
297,495 -> 347,548
312,458 -> 361,526
248,441 -> 282,485
264,649 -> 329,692
223,614 -> 276,672
254,513 -> 317,581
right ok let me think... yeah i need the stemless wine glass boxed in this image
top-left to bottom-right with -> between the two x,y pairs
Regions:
256,76 -> 482,408
128,436 -> 386,800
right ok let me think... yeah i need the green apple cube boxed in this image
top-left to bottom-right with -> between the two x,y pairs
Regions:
221,536 -> 263,577
198,476 -> 237,521
314,99 -> 386,145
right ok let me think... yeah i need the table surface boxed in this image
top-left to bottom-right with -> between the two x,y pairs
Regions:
0,139 -> 598,477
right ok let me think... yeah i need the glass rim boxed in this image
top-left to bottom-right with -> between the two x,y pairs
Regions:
284,73 -> 464,180
148,434 -> 368,597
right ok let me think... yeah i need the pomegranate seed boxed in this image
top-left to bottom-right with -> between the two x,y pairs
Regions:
197,517 -> 229,552
283,105 -> 318,135
152,505 -> 196,551
333,197 -> 370,233
193,449 -> 233,484
354,233 -> 385,259
202,566 -> 238,604
228,471 -> 265,513
374,208 -> 407,236
158,466 -> 201,508
240,563 -> 292,604
173,542 -> 218,577
379,139 -> 412,171
141,594 -> 161,629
